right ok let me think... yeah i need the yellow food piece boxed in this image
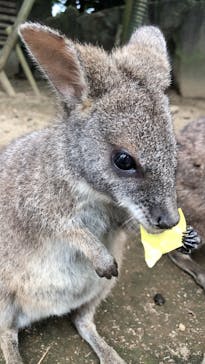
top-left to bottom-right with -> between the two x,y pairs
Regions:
140,208 -> 186,268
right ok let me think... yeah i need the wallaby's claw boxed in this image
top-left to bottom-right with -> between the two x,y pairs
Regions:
178,226 -> 202,254
95,259 -> 118,279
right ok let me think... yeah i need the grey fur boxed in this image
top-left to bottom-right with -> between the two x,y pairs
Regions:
170,118 -> 205,289
0,23 -> 179,363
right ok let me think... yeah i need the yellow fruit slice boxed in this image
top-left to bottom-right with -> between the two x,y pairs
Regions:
140,208 -> 186,268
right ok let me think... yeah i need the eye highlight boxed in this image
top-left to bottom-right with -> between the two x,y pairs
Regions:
111,149 -> 142,177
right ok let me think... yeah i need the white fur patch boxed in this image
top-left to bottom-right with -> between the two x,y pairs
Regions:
119,198 -> 149,228
73,181 -> 112,204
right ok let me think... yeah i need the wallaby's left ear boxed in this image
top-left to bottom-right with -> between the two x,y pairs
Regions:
113,26 -> 171,90
19,23 -> 87,102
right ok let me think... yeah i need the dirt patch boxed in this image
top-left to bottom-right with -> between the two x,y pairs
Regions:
0,81 -> 56,148
169,90 -> 205,132
0,81 -> 205,364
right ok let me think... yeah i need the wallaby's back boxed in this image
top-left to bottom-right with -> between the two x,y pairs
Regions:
169,118 -> 205,290
177,118 -> 205,239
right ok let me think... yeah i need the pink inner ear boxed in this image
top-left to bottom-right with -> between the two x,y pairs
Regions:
20,25 -> 86,99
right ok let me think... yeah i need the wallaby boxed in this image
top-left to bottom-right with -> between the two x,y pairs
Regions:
0,23 -> 180,364
170,118 -> 205,289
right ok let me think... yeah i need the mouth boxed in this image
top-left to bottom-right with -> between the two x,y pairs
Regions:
140,223 -> 167,234
119,198 -> 172,235
139,221 -> 167,234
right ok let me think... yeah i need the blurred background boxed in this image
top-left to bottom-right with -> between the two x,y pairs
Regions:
2,0 -> 205,97
0,1 -> 205,364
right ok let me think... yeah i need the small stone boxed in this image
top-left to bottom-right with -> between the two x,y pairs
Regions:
153,293 -> 165,306
170,105 -> 179,114
179,323 -> 186,331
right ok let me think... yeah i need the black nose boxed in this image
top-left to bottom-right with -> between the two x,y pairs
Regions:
150,205 -> 180,230
156,213 -> 179,229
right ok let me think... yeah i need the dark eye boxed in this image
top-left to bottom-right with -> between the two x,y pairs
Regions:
113,151 -> 136,170
111,150 -> 140,177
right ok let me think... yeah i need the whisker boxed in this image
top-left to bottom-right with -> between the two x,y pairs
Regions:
121,216 -> 134,228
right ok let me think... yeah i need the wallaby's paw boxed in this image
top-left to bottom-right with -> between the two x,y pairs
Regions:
100,359 -> 126,364
180,226 -> 202,254
100,350 -> 126,364
95,258 -> 118,279
8,359 -> 23,364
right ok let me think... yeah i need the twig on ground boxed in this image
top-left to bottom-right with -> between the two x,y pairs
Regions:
36,344 -> 53,364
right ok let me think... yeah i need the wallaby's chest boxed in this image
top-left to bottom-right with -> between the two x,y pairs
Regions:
16,201 -> 126,325
17,243 -> 100,322
74,198 -> 126,239
16,235 -> 123,327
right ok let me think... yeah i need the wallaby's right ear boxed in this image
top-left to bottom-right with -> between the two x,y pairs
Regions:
19,23 -> 87,102
113,26 -> 171,90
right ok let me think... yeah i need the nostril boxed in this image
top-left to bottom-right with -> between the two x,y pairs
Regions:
156,216 -> 170,229
150,205 -> 180,230
156,215 -> 179,230
157,216 -> 162,225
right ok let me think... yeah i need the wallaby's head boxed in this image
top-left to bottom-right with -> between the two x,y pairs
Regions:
19,23 -> 179,233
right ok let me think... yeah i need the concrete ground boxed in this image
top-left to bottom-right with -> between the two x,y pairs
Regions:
0,81 -> 205,364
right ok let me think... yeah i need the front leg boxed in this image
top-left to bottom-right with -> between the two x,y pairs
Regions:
169,225 -> 205,289
169,250 -> 205,290
63,227 -> 118,279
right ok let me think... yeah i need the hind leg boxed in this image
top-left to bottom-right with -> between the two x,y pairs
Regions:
72,229 -> 127,363
0,294 -> 23,364
0,329 -> 22,364
169,250 -> 205,290
71,297 -> 126,364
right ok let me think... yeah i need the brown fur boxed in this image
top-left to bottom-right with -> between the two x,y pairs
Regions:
170,118 -> 205,289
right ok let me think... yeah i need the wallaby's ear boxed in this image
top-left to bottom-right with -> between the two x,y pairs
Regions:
19,23 -> 87,102
113,26 -> 171,90
75,44 -> 118,98
129,26 -> 167,55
